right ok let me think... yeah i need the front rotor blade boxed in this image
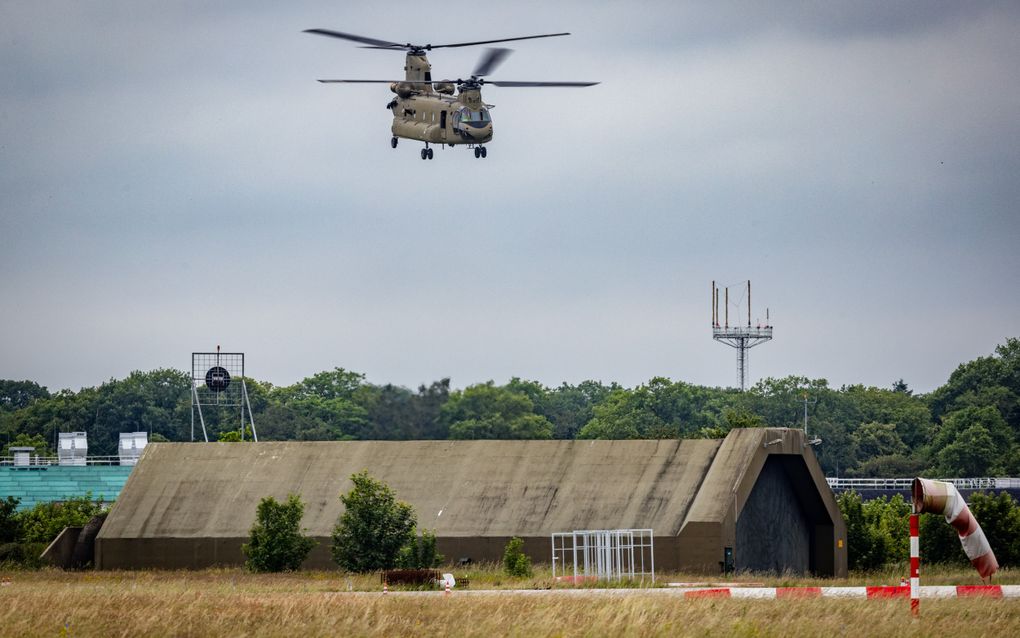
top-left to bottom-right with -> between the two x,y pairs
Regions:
303,29 -> 404,48
316,79 -> 439,84
473,48 -> 512,77
429,32 -> 570,49
485,80 -> 599,87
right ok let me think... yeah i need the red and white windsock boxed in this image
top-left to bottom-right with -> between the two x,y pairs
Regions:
912,478 -> 998,580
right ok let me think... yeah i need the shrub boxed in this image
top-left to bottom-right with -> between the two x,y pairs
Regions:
331,471 -> 416,572
0,542 -> 46,569
16,494 -> 107,544
837,491 -> 887,571
397,529 -> 444,569
503,536 -> 532,577
243,494 -> 316,572
0,496 -> 20,543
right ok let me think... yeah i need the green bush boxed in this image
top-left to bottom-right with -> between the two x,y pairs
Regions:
243,494 -> 316,572
0,496 -> 20,543
920,510 -> 966,565
397,529 -> 444,569
502,536 -> 532,577
331,471 -> 416,572
16,494 -> 107,544
0,542 -> 46,569
837,491 -> 887,571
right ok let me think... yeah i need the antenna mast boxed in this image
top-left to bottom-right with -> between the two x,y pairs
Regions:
711,280 -> 774,391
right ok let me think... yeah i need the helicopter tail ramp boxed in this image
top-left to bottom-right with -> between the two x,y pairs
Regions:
912,478 -> 998,580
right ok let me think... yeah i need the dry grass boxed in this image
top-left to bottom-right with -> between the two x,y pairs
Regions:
2,567 -> 1019,637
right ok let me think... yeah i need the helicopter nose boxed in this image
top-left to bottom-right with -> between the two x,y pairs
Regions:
469,124 -> 492,140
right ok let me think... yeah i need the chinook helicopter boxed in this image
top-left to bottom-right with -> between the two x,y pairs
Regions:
304,29 -> 598,159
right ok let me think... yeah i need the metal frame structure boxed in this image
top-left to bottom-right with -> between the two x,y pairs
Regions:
827,477 -> 1020,491
551,529 -> 655,584
712,280 -> 773,391
190,349 -> 258,442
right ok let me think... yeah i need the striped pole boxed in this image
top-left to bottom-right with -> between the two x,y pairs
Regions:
910,513 -> 920,617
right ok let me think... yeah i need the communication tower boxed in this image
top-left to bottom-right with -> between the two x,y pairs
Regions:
190,346 -> 258,442
711,280 -> 773,391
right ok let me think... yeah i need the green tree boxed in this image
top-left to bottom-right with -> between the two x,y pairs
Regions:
930,406 -> 1012,476
331,471 -> 416,572
929,338 -> 1020,431
579,385 -> 665,440
243,494 -> 316,572
217,425 -> 254,442
276,368 -> 365,402
2,432 -> 53,457
540,380 -> 617,439
852,422 -> 908,461
443,382 -> 553,440
0,380 -> 50,412
503,536 -> 532,577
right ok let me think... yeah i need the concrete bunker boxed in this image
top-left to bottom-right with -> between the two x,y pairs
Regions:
95,428 -> 847,576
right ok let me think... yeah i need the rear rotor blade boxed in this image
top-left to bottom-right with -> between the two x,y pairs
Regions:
303,29 -> 403,48
428,32 -> 570,49
472,48 -> 512,77
485,80 -> 599,87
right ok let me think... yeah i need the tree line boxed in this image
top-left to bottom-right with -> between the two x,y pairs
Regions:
2,337 -> 1018,478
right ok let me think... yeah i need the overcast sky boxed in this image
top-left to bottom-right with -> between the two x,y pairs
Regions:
2,1 -> 1018,394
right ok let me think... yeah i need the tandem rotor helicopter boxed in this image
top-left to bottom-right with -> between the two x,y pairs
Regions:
304,29 -> 598,159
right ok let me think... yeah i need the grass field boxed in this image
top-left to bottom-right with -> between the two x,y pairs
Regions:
2,565 -> 1019,637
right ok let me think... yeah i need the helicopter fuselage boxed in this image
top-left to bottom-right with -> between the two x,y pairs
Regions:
390,92 -> 493,146
389,53 -> 493,146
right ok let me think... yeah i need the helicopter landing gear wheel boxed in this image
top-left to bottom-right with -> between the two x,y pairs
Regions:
427,148 -> 434,160
391,137 -> 398,149
420,148 -> 427,160
480,147 -> 487,158
474,147 -> 481,159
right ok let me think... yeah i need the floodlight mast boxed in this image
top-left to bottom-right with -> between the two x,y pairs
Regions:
711,280 -> 773,391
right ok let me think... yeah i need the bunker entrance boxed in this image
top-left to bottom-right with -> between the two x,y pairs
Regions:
735,455 -> 835,576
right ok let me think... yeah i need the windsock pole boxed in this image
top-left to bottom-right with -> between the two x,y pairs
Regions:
910,513 -> 920,617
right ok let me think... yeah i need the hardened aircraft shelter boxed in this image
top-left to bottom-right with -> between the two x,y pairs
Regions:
95,428 -> 847,576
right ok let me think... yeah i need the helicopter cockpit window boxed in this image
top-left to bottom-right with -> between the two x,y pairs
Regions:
459,108 -> 491,127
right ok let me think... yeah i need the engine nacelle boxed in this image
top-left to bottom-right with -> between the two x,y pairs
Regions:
390,82 -> 415,98
433,81 -> 455,95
